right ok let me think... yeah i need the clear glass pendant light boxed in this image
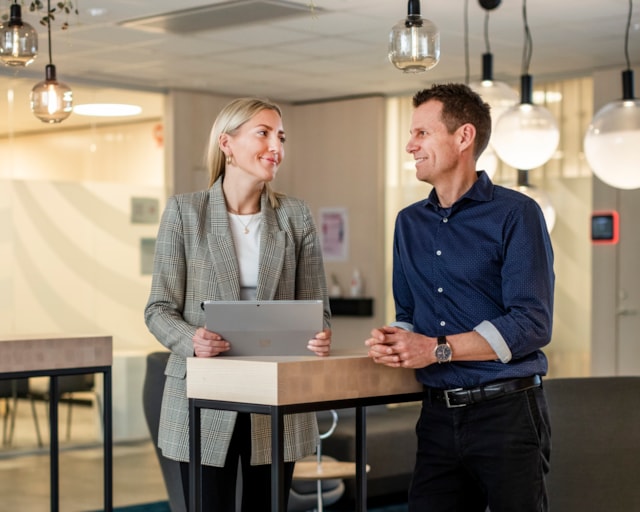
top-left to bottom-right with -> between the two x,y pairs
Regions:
31,63 -> 73,123
388,0 -> 440,73
0,2 -> 38,67
583,0 -> 640,190
30,0 -> 73,124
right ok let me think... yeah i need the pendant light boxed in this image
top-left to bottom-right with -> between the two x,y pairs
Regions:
584,0 -> 640,190
491,0 -> 559,170
30,0 -> 73,124
0,1 -> 38,67
388,0 -> 440,73
508,170 -> 556,232
468,0 -> 518,127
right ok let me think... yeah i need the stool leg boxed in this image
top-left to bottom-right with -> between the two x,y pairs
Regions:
316,478 -> 323,512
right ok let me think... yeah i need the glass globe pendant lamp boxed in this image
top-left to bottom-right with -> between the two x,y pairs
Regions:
30,0 -> 73,124
491,0 -> 559,170
388,0 -> 440,73
31,63 -> 73,123
0,2 -> 38,67
583,0 -> 640,190
492,74 -> 559,170
584,71 -> 640,189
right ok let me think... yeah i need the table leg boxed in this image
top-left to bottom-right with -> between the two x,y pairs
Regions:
270,407 -> 285,512
355,405 -> 367,512
102,368 -> 113,512
49,376 -> 59,512
189,399 -> 202,512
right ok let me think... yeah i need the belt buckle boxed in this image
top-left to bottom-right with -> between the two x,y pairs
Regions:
443,387 -> 466,408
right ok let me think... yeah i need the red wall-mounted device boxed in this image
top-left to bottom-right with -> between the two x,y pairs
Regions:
591,210 -> 619,245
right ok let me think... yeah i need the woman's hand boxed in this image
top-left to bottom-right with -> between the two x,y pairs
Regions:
192,327 -> 230,357
307,328 -> 332,357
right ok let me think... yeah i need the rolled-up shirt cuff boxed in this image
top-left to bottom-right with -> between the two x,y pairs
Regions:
389,321 -> 414,332
474,320 -> 512,363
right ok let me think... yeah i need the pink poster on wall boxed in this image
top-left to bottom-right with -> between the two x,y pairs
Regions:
319,207 -> 348,261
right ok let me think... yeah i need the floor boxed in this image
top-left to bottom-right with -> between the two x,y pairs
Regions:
0,395 -> 168,512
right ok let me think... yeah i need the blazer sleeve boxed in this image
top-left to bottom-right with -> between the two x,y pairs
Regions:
144,195 -> 197,358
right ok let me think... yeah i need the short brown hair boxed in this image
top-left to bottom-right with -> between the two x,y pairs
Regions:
412,84 -> 491,161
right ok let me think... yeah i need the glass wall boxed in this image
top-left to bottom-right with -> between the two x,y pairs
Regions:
0,77 -> 165,353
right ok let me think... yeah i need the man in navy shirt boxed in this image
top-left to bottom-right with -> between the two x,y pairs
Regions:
366,83 -> 554,512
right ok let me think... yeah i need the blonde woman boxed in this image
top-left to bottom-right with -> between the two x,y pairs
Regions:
145,97 -> 332,511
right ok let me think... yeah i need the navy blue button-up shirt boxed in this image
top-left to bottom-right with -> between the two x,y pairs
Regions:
392,171 -> 554,389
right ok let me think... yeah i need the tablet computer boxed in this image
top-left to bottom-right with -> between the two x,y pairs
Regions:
202,300 -> 324,356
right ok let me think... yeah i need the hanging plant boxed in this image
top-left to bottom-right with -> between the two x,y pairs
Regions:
30,0 -> 78,29
1,1 -> 78,29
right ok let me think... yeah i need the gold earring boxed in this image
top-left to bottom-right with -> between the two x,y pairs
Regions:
226,154 -> 232,165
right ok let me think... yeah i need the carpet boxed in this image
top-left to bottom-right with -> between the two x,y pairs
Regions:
97,501 -> 408,511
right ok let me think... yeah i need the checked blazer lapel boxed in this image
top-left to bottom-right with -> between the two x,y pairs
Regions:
207,181 -> 241,300
256,193 -> 286,301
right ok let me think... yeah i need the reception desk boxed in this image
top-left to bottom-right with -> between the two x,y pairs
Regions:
186,351 -> 423,512
0,334 -> 113,512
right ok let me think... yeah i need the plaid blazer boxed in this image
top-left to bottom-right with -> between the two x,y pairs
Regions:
144,178 -> 330,466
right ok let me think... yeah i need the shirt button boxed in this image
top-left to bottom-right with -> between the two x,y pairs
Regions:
438,287 -> 443,293
443,218 -> 448,223
440,321 -> 446,326
436,250 -> 442,256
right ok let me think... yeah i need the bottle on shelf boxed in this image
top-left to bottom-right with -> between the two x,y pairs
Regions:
350,269 -> 363,297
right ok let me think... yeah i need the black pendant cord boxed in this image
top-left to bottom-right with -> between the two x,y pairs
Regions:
484,11 -> 491,54
624,0 -> 632,71
521,0 -> 533,76
47,0 -> 53,66
621,0 -> 635,100
464,0 -> 470,84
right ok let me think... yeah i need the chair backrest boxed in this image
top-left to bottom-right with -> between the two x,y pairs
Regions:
545,376 -> 640,511
142,351 -> 186,512
0,379 -> 29,398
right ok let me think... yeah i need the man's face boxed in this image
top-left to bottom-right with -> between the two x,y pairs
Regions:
406,100 -> 460,184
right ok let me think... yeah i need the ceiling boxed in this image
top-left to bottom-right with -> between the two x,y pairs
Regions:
1,0 -> 639,136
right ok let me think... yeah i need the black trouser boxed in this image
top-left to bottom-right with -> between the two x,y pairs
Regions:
180,412 -> 295,512
409,386 -> 551,512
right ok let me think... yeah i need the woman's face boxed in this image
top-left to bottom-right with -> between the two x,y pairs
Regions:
221,108 -> 286,184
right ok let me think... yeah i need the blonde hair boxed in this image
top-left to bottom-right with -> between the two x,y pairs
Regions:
206,97 -> 284,208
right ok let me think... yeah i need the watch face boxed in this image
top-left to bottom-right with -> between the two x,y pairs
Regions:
435,343 -> 452,362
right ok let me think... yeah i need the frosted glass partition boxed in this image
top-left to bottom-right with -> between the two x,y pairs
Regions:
0,120 -> 165,353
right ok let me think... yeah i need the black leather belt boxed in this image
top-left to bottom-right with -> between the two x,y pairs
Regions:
424,375 -> 542,408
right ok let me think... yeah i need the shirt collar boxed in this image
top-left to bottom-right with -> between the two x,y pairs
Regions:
425,170 -> 494,210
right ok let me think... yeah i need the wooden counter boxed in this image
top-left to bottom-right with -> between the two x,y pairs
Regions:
187,350 -> 422,405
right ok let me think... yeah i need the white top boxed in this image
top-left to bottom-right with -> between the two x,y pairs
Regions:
228,212 -> 262,300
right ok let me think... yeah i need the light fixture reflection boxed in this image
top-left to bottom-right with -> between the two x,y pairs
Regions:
584,0 -> 640,190
74,104 -> 142,117
388,0 -> 440,73
0,2 -> 38,67
507,170 -> 556,233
